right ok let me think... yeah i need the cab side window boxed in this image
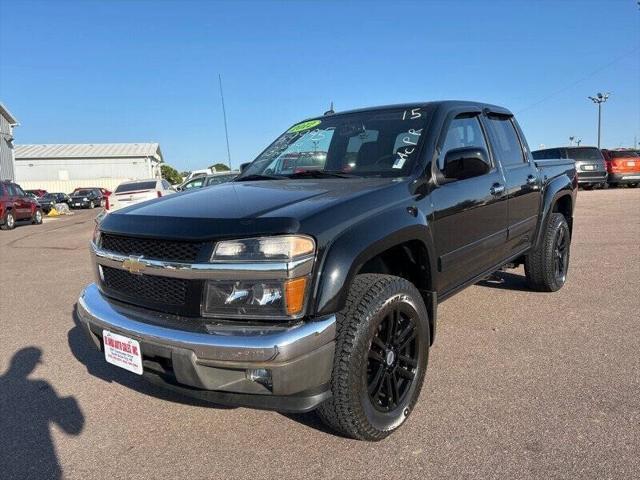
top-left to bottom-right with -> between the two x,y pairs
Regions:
486,117 -> 525,166
439,117 -> 489,171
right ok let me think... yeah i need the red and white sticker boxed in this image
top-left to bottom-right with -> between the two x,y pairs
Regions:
103,330 -> 143,375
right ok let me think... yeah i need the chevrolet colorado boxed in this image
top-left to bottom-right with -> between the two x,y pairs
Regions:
77,101 -> 577,440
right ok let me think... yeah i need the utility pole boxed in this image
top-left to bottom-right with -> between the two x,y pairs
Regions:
588,92 -> 610,148
218,74 -> 232,170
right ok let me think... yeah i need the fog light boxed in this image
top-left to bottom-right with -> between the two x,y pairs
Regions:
246,368 -> 272,389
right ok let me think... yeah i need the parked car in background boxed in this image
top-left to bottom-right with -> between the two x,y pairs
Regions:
1,180 -> 44,229
48,192 -> 72,204
532,146 -> 607,189
601,150 -> 640,188
25,189 -> 48,198
36,193 -> 57,213
72,187 -> 112,200
105,178 -> 176,213
69,188 -> 104,209
178,172 -> 238,191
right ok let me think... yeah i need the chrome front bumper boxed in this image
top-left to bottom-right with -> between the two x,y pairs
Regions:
76,283 -> 336,410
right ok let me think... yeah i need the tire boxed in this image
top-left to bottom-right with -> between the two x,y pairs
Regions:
524,213 -> 570,292
89,200 -> 95,209
32,209 -> 43,225
582,185 -> 593,190
317,274 -> 430,441
1,211 -> 16,230
608,183 -> 618,188
628,183 -> 638,188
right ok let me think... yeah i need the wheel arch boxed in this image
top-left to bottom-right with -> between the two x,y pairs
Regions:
533,175 -> 576,251
313,213 -> 437,343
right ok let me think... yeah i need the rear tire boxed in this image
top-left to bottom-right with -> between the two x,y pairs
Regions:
1,211 -> 16,230
32,209 -> 43,225
628,183 -> 638,188
317,274 -> 429,441
524,213 -> 570,292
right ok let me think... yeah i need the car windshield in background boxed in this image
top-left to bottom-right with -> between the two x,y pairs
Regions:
567,148 -> 602,161
115,181 -> 157,193
609,151 -> 639,159
239,107 -> 430,179
75,190 -> 92,196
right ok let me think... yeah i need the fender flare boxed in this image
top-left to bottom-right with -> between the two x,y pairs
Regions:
533,174 -> 576,250
312,205 -> 437,326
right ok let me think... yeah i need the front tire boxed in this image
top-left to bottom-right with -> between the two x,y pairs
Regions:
628,183 -> 638,188
317,274 -> 429,441
89,200 -> 95,209
524,213 -> 570,292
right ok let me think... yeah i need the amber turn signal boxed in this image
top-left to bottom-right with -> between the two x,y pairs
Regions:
284,277 -> 308,315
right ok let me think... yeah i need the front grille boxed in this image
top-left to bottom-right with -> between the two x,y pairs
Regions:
100,234 -> 205,262
102,266 -> 188,306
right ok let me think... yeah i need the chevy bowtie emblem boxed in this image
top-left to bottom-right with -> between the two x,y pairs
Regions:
122,256 -> 145,275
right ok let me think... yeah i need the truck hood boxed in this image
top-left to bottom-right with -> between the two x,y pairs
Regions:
99,178 -> 405,241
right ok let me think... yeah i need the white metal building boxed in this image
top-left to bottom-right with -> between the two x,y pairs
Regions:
15,143 -> 163,192
0,103 -> 19,182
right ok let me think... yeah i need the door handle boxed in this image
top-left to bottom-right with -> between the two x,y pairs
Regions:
526,175 -> 537,186
490,183 -> 505,196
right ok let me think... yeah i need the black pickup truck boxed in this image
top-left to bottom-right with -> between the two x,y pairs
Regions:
77,101 -> 577,440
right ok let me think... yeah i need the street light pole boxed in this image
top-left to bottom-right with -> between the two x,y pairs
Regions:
588,92 -> 610,149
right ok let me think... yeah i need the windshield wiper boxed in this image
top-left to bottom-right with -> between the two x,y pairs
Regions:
235,174 -> 283,182
287,170 -> 356,179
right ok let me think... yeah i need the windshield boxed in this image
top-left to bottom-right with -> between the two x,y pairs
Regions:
75,190 -> 92,196
239,107 -> 430,179
567,148 -> 603,162
115,181 -> 157,193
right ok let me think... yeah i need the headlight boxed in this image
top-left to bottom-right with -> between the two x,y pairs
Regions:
83,197 -> 88,201
203,235 -> 315,319
211,235 -> 315,261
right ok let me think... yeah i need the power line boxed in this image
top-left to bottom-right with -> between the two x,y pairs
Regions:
517,46 -> 639,115
218,74 -> 232,169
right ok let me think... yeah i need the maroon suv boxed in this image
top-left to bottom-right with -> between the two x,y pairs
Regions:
0,180 -> 43,230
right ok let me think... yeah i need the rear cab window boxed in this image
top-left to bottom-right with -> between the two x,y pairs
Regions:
485,116 -> 526,167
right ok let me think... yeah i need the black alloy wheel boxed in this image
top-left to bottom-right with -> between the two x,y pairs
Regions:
553,226 -> 569,284
367,307 -> 418,413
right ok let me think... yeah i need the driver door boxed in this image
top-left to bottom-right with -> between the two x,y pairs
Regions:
430,113 -> 508,295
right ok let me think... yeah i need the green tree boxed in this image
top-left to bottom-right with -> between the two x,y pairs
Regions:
161,164 -> 183,185
209,163 -> 230,172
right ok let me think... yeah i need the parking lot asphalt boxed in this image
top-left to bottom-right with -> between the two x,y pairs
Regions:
1,189 -> 639,480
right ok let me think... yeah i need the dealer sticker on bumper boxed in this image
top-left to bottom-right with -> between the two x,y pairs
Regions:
103,330 -> 143,375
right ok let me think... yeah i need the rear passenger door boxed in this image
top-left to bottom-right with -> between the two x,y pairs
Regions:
484,115 -> 541,257
430,113 -> 509,294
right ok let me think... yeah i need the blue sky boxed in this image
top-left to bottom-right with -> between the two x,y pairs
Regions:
1,0 -> 638,171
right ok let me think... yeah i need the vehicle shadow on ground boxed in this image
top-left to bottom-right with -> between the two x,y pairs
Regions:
280,411 -> 348,438
0,347 -> 84,480
67,306 -> 233,409
476,271 -> 533,292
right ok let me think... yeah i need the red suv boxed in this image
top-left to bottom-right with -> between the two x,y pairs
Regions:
0,180 -> 44,230
601,150 -> 640,188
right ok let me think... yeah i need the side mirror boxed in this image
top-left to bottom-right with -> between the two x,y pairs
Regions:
443,147 -> 491,181
239,162 -> 250,173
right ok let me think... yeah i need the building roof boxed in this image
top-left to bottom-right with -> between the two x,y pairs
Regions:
15,143 -> 163,162
0,102 -> 18,125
